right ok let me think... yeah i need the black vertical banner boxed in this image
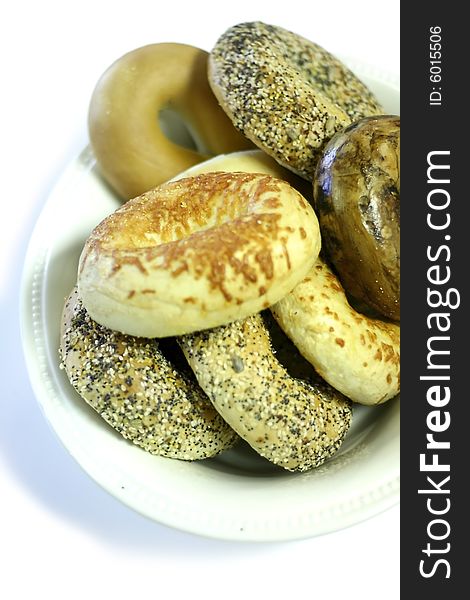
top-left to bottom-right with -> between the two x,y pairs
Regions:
401,2 -> 466,595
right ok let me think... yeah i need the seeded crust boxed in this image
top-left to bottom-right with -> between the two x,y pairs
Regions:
179,313 -> 352,472
78,171 -> 320,338
271,258 -> 400,405
59,288 -> 238,460
209,22 -> 384,181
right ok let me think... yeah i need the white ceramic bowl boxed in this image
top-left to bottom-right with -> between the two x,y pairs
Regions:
20,61 -> 399,542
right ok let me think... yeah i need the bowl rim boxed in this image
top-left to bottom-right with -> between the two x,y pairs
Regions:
20,60 -> 400,542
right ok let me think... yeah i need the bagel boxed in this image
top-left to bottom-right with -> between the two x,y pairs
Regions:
314,116 -> 400,321
179,312 -> 352,472
170,148 -> 311,199
271,258 -> 400,405
168,151 -> 400,404
59,288 -> 238,459
78,171 -> 321,338
208,22 -> 383,181
88,43 -> 253,199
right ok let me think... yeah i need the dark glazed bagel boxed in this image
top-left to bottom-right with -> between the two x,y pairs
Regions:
314,115 -> 400,321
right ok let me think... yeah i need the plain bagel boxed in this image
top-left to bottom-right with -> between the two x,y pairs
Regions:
179,312 -> 352,472
59,288 -> 238,460
78,171 -> 321,337
88,43 -> 252,199
209,22 -> 383,180
170,148 -> 312,199
271,258 -> 400,405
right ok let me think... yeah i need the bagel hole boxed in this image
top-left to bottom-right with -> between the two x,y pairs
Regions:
262,311 -> 323,384
157,336 -> 193,376
158,107 -> 209,154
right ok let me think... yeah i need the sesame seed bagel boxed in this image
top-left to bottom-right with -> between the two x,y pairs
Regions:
271,258 -> 400,405
78,171 -> 321,338
209,22 -> 384,181
88,43 -> 252,199
179,313 -> 352,472
60,288 -> 238,460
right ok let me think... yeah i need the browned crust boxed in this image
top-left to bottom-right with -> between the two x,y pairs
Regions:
80,172 -> 307,304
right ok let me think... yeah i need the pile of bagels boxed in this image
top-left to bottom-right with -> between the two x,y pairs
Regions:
60,22 -> 400,472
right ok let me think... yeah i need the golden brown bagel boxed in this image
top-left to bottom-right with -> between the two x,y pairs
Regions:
179,312 -> 352,472
271,258 -> 400,405
88,43 -> 252,198
59,288 -> 238,459
169,152 -> 399,404
78,171 -> 321,338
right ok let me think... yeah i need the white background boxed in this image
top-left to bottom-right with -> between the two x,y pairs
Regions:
0,1 -> 400,598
